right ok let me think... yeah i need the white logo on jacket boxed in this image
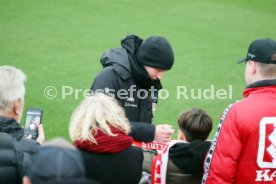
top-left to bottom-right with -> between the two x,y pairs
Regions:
256,117 -> 276,181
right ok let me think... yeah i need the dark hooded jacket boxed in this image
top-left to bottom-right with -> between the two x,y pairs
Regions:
0,116 -> 40,183
0,132 -> 24,184
169,139 -> 211,174
143,140 -> 211,184
165,140 -> 211,184
91,35 -> 162,142
0,116 -> 39,154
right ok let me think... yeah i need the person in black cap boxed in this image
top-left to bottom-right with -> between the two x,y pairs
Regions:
202,38 -> 276,183
90,35 -> 175,143
23,138 -> 100,184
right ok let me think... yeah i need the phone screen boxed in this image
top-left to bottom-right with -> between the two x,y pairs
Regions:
24,108 -> 43,139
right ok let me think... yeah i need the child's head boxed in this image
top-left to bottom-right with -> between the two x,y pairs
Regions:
178,108 -> 213,142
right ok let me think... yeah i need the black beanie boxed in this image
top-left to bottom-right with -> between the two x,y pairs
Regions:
135,36 -> 174,70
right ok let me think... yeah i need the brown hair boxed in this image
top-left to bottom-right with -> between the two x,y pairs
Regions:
178,108 -> 213,142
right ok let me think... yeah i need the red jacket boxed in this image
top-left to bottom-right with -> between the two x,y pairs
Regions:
202,80 -> 276,184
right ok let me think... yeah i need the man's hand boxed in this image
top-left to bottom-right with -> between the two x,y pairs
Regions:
36,124 -> 45,144
154,124 -> 174,143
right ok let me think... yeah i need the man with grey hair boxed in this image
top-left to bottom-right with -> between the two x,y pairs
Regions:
0,65 -> 45,183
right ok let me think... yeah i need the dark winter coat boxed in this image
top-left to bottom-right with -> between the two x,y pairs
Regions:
143,140 -> 211,184
0,116 -> 40,183
0,132 -> 24,184
80,146 -> 143,184
0,116 -> 39,154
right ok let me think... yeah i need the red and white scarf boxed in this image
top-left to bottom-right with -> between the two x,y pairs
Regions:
132,141 -> 167,153
73,127 -> 133,153
151,140 -> 185,184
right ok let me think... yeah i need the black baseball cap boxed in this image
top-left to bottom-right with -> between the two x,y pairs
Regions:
237,38 -> 276,64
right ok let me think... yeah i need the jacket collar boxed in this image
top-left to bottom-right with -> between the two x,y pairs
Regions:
0,116 -> 24,140
244,79 -> 276,97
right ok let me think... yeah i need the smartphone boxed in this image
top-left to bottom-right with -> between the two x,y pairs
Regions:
23,108 -> 43,140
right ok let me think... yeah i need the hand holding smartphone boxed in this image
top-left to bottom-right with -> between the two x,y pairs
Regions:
23,108 -> 43,140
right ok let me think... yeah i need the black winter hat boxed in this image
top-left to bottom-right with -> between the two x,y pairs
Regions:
135,36 -> 174,70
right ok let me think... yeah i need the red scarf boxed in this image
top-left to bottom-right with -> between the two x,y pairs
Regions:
73,127 -> 133,153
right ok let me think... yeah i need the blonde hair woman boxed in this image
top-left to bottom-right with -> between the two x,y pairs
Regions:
69,93 -> 143,184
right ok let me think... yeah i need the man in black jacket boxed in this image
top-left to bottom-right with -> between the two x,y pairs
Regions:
91,35 -> 174,143
0,66 -> 45,183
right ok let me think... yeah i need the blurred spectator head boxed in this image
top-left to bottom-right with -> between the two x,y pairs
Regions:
23,138 -> 99,184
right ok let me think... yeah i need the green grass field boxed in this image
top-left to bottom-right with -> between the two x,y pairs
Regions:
1,0 -> 276,140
